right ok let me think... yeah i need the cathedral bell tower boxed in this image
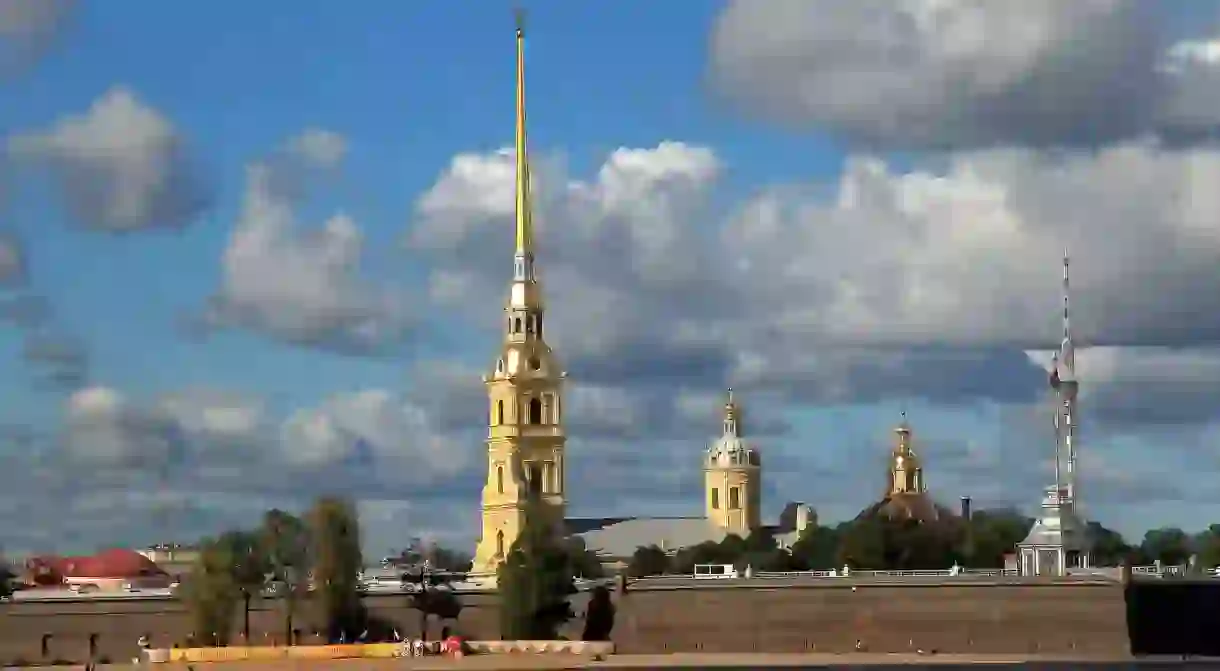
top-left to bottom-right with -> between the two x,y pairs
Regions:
704,389 -> 762,536
471,14 -> 568,576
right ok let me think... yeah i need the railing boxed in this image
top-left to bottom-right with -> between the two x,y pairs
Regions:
628,564 -> 1194,584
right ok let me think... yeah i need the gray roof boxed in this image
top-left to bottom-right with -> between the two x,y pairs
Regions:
573,517 -> 727,560
1018,486 -> 1092,550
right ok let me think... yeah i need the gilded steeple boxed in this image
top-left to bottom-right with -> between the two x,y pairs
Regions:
472,13 -> 567,577
888,412 -> 925,496
513,10 -> 535,280
722,388 -> 741,437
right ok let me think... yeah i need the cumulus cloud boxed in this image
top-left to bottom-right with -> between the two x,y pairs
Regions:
410,140 -> 1220,409
1025,347 -> 1220,428
0,231 -> 23,284
202,130 -> 409,353
285,127 -> 348,168
21,332 -> 88,390
8,87 -> 209,231
0,382 -> 485,554
401,135 -> 1220,538
708,0 -> 1220,148
280,389 -> 472,480
412,141 -> 728,388
725,144 -> 1220,350
0,0 -> 75,77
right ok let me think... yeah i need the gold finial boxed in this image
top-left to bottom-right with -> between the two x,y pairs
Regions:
722,388 -> 741,436
513,9 -> 533,255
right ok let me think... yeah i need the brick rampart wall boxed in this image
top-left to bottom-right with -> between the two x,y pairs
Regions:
612,581 -> 1129,654
0,579 -> 1149,663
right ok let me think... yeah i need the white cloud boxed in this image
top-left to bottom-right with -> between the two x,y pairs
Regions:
0,232 -> 22,284
61,385 -> 266,469
1025,346 -> 1220,427
725,144 -> 1220,352
411,141 -> 725,377
708,0 -> 1220,147
8,86 -> 208,230
63,386 -> 176,467
0,0 -> 75,76
204,130 -> 409,353
0,0 -> 74,39
280,389 -> 473,480
409,138 -> 1220,412
285,127 -> 348,168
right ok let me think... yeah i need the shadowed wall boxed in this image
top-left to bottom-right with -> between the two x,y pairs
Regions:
0,579 -> 1173,662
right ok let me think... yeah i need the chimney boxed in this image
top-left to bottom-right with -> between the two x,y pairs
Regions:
960,496 -> 972,521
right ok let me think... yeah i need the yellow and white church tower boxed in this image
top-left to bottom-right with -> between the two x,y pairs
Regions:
471,15 -> 568,576
704,389 -> 762,536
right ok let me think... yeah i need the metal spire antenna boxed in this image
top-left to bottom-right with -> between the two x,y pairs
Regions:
1062,251 -> 1077,504
1051,250 -> 1079,505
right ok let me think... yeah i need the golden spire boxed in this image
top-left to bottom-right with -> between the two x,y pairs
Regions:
514,10 -> 533,257
723,388 -> 741,436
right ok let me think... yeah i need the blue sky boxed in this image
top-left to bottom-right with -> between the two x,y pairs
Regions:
3,0 -> 1220,556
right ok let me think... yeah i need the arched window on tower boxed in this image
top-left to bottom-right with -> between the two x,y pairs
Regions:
528,397 -> 542,425
526,314 -> 535,334
729,486 -> 741,510
514,317 -> 522,333
496,400 -> 504,425
496,530 -> 504,556
542,394 -> 554,424
496,465 -> 504,494
537,314 -> 543,337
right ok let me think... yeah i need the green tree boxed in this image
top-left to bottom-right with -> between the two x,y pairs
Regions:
403,568 -> 463,641
1139,527 -> 1193,565
217,530 -> 269,643
789,524 -> 841,570
308,496 -> 365,642
180,538 -> 241,645
498,508 -> 576,640
260,509 -> 310,643
1193,525 -> 1220,569
739,528 -> 793,571
837,516 -> 961,570
669,540 -> 729,573
627,545 -> 670,577
1087,521 -> 1133,567
400,539 -> 474,573
837,517 -> 886,569
966,509 -> 1032,567
564,536 -> 605,579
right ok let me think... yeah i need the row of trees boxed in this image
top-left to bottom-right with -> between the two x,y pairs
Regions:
181,497 -> 364,645
179,496 -> 613,645
626,505 -> 1220,577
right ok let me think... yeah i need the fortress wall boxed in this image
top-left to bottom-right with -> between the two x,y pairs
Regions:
0,580 -> 1153,662
612,581 -> 1130,655
0,593 -> 501,663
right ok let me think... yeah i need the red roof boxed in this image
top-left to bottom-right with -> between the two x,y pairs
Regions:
29,549 -> 168,580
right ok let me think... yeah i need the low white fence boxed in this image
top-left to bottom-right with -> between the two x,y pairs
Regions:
629,563 -> 1194,584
